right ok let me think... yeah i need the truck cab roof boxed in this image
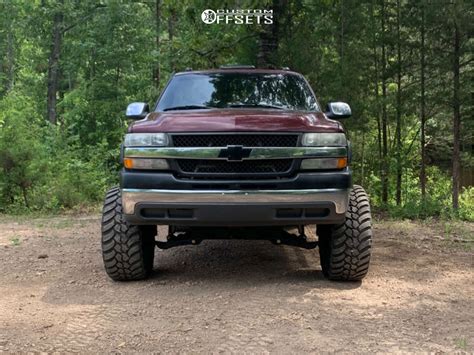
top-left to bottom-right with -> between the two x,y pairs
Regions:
174,68 -> 301,77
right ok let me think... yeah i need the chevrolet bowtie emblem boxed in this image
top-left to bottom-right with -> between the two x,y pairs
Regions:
218,145 -> 252,161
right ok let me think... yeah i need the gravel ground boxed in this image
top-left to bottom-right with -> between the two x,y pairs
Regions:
0,215 -> 473,353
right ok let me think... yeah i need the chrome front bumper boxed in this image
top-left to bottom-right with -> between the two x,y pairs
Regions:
121,188 -> 350,226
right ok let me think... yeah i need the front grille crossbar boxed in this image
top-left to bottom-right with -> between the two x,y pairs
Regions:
124,146 -> 347,160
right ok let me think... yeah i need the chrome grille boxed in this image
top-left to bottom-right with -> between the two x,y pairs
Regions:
172,134 -> 298,147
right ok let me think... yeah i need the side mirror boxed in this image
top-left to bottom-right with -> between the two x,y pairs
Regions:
325,102 -> 352,119
126,102 -> 149,120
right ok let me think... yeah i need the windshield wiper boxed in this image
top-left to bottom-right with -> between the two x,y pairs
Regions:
227,103 -> 285,110
163,105 -> 210,111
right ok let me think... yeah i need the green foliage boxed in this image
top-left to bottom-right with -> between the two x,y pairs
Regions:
361,165 -> 473,221
459,187 -> 474,221
0,91 -> 47,209
10,236 -> 21,246
26,139 -> 114,212
0,91 -> 113,213
455,338 -> 468,350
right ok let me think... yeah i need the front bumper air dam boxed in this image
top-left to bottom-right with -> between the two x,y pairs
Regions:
122,188 -> 350,226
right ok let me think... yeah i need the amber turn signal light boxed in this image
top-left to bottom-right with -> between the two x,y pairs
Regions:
336,157 -> 348,169
124,158 -> 134,169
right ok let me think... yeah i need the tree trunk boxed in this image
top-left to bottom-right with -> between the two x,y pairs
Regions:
6,30 -> 15,91
452,20 -> 461,210
381,0 -> 389,205
46,2 -> 63,125
257,0 -> 286,68
115,65 -> 121,99
21,186 -> 29,209
168,6 -> 176,72
420,4 -> 427,200
153,0 -> 161,88
371,0 -> 383,196
395,0 -> 402,206
361,132 -> 366,187
339,0 -> 345,95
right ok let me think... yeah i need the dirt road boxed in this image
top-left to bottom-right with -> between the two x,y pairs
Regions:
0,215 -> 472,353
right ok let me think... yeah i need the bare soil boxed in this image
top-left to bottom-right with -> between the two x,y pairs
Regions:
0,215 -> 473,353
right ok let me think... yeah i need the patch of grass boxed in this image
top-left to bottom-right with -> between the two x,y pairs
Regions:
455,337 -> 467,350
51,219 -> 74,229
10,236 -> 21,246
442,221 -> 474,252
444,222 -> 453,241
31,217 -> 77,229
0,214 -> 31,224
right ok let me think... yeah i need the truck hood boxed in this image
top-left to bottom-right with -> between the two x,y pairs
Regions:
129,109 -> 343,133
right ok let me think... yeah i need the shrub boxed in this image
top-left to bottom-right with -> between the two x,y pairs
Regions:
0,93 -> 116,213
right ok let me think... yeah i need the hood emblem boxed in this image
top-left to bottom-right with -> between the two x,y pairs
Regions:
218,145 -> 252,161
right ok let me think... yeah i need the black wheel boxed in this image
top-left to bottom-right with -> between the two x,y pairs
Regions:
101,187 -> 156,281
318,185 -> 372,281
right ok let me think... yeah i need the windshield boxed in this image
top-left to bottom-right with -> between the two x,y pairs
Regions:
156,73 -> 320,112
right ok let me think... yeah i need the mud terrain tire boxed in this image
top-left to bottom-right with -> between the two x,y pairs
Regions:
318,185 -> 372,281
101,187 -> 156,281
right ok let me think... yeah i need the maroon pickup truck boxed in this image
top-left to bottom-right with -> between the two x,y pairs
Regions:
101,66 -> 373,282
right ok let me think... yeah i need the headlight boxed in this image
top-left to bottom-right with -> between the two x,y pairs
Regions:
302,133 -> 347,146
124,133 -> 169,147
